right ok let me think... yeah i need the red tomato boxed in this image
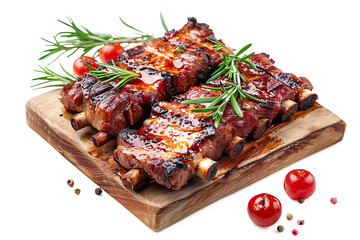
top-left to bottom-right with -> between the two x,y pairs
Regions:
99,44 -> 125,63
73,56 -> 98,76
284,169 -> 316,200
247,193 -> 282,227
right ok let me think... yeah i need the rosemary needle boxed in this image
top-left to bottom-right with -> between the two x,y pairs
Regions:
207,37 -> 226,52
160,12 -> 170,32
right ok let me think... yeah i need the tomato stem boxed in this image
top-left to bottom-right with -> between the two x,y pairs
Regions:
261,193 -> 268,206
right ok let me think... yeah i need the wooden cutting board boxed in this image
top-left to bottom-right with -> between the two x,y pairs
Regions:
26,89 -> 346,231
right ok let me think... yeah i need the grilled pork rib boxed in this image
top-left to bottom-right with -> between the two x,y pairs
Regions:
60,18 -> 226,136
249,53 -> 317,110
114,101 -> 234,190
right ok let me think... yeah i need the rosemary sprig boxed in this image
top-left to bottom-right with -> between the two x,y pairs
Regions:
31,64 -> 76,89
40,17 -> 153,62
182,43 -> 266,128
32,60 -> 140,90
207,37 -> 225,52
83,60 -> 140,89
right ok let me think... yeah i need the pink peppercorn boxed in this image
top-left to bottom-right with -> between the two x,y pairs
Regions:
292,229 -> 298,236
330,197 -> 338,204
67,179 -> 74,187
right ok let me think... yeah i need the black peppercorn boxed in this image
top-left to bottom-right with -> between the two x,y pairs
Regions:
95,187 -> 102,195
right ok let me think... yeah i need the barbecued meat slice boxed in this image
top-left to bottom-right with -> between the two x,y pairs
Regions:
116,38 -> 212,93
114,101 -> 234,190
249,53 -> 308,91
249,53 -> 317,110
85,73 -> 175,136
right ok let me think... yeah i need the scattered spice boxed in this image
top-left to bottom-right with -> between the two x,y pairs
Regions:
330,197 -> 338,204
75,188 -> 81,195
286,213 -> 293,221
298,197 -> 305,204
67,179 -> 74,187
297,220 -> 305,225
292,229 -> 298,236
95,187 -> 102,195
277,225 -> 285,232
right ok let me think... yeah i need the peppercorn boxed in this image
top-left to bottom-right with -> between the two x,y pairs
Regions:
298,197 -> 305,204
286,213 -> 293,221
67,179 -> 74,187
292,229 -> 298,236
75,188 -> 81,195
277,225 -> 284,232
95,187 -> 102,195
330,197 -> 338,204
297,220 -> 305,225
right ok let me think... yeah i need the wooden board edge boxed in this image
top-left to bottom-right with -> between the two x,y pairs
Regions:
150,119 -> 346,231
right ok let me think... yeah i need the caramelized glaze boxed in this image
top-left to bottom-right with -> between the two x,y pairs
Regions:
121,102 -> 215,162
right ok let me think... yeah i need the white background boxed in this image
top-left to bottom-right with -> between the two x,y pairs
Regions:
1,0 -> 359,239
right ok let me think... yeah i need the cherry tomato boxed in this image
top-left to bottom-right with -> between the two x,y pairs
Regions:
73,56 -> 98,76
284,169 -> 316,200
98,44 -> 125,63
247,193 -> 282,227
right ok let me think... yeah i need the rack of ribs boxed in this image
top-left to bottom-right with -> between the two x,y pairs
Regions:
113,53 -> 317,190
60,17 -> 231,147
59,17 -> 318,191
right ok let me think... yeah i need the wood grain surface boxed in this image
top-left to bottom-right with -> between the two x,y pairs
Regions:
26,89 -> 346,231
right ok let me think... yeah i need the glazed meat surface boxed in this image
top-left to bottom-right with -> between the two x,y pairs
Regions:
249,53 -> 316,110
249,53 -> 313,90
